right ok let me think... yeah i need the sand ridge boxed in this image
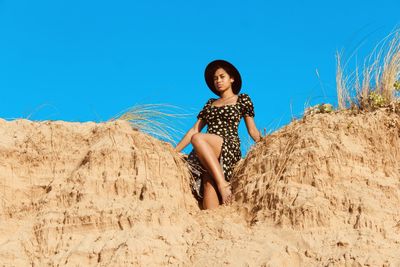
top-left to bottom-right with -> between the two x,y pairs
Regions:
0,109 -> 399,266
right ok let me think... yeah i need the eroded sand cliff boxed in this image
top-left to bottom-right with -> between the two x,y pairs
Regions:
0,108 -> 399,266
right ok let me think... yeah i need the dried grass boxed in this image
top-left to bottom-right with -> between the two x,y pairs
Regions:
110,103 -> 191,145
336,51 -> 351,109
336,29 -> 400,110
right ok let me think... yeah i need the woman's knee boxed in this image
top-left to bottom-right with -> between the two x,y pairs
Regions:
202,173 -> 216,188
191,133 -> 203,147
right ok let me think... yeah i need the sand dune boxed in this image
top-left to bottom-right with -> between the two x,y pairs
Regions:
0,108 -> 399,266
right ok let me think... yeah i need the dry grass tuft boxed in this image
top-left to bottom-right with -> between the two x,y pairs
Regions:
336,51 -> 351,109
336,29 -> 400,110
110,103 -> 191,145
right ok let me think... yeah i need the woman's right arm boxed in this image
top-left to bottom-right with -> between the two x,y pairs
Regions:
174,119 -> 206,152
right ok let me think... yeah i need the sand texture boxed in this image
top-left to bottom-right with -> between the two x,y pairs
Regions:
0,108 -> 399,266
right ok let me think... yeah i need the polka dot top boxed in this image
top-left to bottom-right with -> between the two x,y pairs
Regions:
197,93 -> 255,140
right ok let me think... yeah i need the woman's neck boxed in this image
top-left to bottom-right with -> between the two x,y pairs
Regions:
219,91 -> 236,99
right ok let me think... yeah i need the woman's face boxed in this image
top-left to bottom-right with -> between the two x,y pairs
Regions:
213,68 -> 234,95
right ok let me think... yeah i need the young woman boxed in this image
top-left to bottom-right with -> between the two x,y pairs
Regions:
175,59 -> 262,209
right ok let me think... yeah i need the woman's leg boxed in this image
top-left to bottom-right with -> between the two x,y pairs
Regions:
202,172 -> 220,209
191,133 -> 232,205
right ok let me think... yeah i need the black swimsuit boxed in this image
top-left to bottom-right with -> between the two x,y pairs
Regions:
186,93 -> 255,198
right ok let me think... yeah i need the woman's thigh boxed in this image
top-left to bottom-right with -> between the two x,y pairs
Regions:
191,133 -> 224,158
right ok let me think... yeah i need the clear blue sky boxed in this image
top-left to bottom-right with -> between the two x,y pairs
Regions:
1,0 -> 399,154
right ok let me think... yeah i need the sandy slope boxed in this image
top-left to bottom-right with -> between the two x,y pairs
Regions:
0,109 -> 399,266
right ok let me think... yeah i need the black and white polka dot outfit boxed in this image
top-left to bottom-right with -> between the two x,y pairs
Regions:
186,93 -> 255,199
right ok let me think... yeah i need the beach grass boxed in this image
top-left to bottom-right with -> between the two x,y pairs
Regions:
110,103 -> 191,145
336,29 -> 400,110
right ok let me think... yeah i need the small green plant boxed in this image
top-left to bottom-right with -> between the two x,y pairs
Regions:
394,80 -> 400,91
305,103 -> 334,116
319,103 -> 334,113
368,92 -> 387,108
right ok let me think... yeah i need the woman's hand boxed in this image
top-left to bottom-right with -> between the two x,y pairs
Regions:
256,128 -> 267,143
175,150 -> 187,159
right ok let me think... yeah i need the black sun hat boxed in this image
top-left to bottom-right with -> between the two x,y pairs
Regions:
204,59 -> 242,96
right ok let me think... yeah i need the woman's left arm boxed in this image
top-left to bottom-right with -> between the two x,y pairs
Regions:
244,116 -> 262,143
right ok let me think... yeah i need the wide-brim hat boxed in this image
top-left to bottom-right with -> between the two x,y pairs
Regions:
204,59 -> 242,96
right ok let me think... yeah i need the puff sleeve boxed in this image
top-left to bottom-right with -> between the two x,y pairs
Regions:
197,98 -> 213,120
240,93 -> 255,117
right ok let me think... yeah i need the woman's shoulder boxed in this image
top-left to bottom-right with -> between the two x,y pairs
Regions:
239,92 -> 251,97
238,93 -> 252,101
202,97 -> 217,107
207,97 -> 217,104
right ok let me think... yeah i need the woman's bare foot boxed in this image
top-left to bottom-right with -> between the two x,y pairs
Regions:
218,182 -> 232,205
